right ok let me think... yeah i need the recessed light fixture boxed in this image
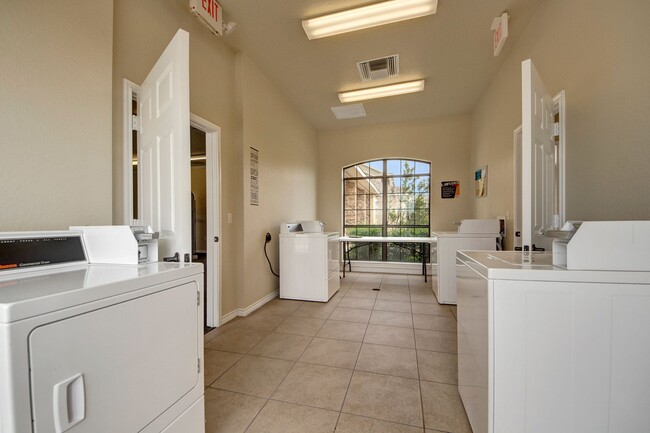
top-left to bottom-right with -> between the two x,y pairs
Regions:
302,0 -> 438,40
338,80 -> 425,103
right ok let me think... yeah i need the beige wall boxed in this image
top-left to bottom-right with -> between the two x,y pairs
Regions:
471,0 -> 650,248
237,54 -> 319,307
318,116 -> 473,235
0,0 -> 113,230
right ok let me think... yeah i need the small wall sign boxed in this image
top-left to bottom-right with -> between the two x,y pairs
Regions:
475,166 -> 488,197
441,181 -> 460,199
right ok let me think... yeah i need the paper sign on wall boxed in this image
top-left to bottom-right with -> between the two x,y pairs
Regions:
441,181 -> 460,199
250,147 -> 259,206
475,166 -> 488,197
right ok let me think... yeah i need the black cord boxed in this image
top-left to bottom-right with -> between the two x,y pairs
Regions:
264,239 -> 279,277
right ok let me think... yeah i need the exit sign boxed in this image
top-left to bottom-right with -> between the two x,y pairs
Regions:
491,12 -> 509,56
190,0 -> 223,36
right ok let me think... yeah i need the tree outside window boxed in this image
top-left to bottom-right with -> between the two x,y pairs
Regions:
343,159 -> 430,262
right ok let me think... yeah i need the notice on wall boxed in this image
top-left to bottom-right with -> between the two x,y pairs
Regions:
441,181 -> 460,199
250,147 -> 259,206
475,166 -> 488,197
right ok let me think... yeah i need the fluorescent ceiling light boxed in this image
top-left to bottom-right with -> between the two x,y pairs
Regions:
338,80 -> 425,103
302,0 -> 438,40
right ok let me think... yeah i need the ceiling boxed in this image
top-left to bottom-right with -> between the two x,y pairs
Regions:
217,0 -> 545,130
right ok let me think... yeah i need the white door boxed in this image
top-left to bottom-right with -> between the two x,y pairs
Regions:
521,59 -> 556,257
139,29 -> 191,262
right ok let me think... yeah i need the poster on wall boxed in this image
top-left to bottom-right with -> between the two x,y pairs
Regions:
250,147 -> 259,206
441,181 -> 460,199
475,166 -> 488,197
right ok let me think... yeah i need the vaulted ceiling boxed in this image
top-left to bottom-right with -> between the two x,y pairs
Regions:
218,0 -> 544,130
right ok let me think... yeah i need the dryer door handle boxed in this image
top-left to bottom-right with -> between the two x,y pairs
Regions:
53,373 -> 86,432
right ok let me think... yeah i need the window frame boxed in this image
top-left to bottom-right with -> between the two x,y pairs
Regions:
342,158 -> 431,262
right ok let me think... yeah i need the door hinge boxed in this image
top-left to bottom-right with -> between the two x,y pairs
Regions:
131,115 -> 139,131
553,121 -> 560,137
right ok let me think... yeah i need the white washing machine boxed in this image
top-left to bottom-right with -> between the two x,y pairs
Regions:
279,222 -> 340,302
0,231 -> 205,433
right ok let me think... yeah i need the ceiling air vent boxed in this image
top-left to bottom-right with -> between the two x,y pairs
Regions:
357,54 -> 399,82
331,104 -> 366,120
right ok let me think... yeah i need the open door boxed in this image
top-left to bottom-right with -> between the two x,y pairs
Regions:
521,59 -> 556,259
139,29 -> 191,262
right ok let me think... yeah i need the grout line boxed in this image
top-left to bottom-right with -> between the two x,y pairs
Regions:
333,290 -> 375,431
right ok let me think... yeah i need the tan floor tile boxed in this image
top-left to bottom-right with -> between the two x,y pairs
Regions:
299,337 -> 361,369
345,288 -> 379,299
339,296 -> 376,310
274,316 -> 325,337
246,400 -> 339,433
291,302 -> 336,319
413,314 -> 457,332
205,327 -> 269,353
420,381 -> 472,433
355,343 -> 418,379
262,299 -> 304,316
379,284 -> 410,292
411,302 -> 453,317
336,413 -> 424,433
370,310 -> 414,328
409,293 -> 438,304
414,329 -> 457,353
212,355 -> 293,398
330,306 -> 372,323
417,350 -> 458,385
248,332 -> 312,361
374,300 -> 412,313
227,311 -> 286,331
342,371 -> 423,427
204,388 -> 266,433
364,324 -> 415,349
317,320 -> 368,342
272,362 -> 353,411
377,290 -> 411,302
204,349 -> 243,386
382,275 -> 409,285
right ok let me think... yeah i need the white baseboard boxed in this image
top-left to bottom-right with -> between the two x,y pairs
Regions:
343,260 -> 434,275
220,290 -> 279,325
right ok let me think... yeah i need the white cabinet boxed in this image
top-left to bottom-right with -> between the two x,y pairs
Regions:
280,232 -> 340,302
456,251 -> 650,433
0,263 -> 205,433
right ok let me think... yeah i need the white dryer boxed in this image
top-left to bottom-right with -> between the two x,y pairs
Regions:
0,231 -> 205,433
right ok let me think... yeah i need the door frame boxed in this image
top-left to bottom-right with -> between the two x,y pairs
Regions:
122,79 -> 140,225
122,82 -> 222,327
190,114 -> 222,328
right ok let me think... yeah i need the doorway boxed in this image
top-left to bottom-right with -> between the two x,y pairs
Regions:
123,79 -> 222,329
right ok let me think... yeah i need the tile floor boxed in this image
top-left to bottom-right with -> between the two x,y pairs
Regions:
203,273 -> 472,433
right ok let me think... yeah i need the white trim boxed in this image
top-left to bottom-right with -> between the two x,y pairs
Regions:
190,114 -> 222,328
343,260 -> 433,275
553,90 -> 566,225
513,125 -> 523,249
122,79 -> 140,225
220,290 -> 279,324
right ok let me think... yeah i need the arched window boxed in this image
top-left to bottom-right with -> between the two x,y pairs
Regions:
343,159 -> 430,262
